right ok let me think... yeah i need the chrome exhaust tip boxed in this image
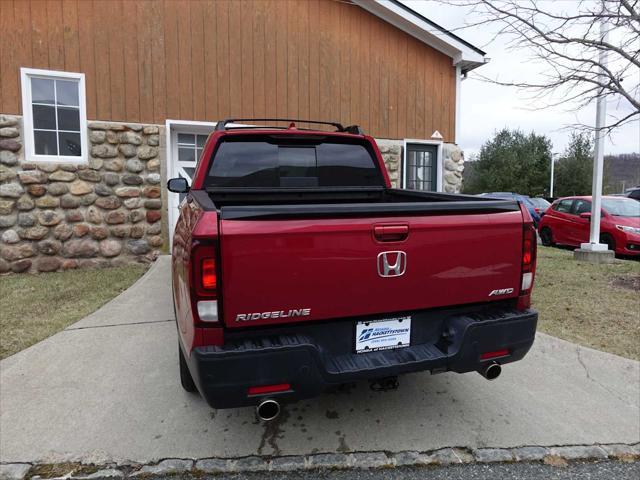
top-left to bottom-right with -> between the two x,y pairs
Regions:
479,362 -> 502,381
256,398 -> 281,422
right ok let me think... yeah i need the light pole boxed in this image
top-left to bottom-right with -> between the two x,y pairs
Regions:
575,3 -> 613,262
550,153 -> 558,198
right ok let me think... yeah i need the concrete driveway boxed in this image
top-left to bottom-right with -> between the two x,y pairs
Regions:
1,256 -> 638,464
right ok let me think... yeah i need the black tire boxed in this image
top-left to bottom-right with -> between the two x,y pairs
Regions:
179,344 -> 198,393
540,227 -> 554,247
600,234 -> 616,252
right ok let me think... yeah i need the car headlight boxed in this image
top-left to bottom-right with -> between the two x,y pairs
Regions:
616,225 -> 640,234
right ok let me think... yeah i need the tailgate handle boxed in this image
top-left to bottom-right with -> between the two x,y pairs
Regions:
374,225 -> 409,242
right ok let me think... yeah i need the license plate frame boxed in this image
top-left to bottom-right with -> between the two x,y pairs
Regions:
355,316 -> 411,353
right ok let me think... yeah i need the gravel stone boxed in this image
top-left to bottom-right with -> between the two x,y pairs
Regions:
122,174 -> 143,185
474,448 -> 515,463
36,256 -> 62,272
79,193 -> 98,206
94,183 -> 113,196
60,194 -> 81,209
143,125 -> 159,135
0,243 -> 35,261
0,165 -> 17,182
37,239 -> 62,255
0,150 -> 19,165
18,170 -> 48,184
601,444 -> 638,459
142,186 -> 161,198
118,144 -> 137,158
26,184 -> 46,197
0,139 -> 22,153
69,180 -> 93,195
73,469 -> 123,480
130,225 -> 145,238
66,210 -> 85,223
73,223 -> 90,236
36,210 -> 62,226
146,222 -> 162,235
90,225 -> 109,240
0,214 -> 17,227
125,158 -> 144,173
11,259 -> 32,273
95,196 -> 122,210
0,182 -> 24,198
86,206 -> 103,224
2,229 -> 20,244
105,210 -> 127,224
35,196 -> 60,208
117,131 -> 142,145
103,159 -> 124,172
91,144 -> 118,158
0,258 -> 10,273
47,182 -> 69,196
17,213 -> 36,227
132,459 -> 193,476
195,458 -> 230,474
308,453 -> 350,469
0,127 -> 19,137
78,169 -> 102,182
512,446 -> 549,462
146,158 -> 160,171
143,199 -> 161,210
350,452 -> 394,469
146,210 -> 161,223
0,463 -> 31,480
270,456 -> 307,471
549,445 -> 608,460
89,130 -> 106,144
0,114 -> 18,127
53,224 -> 73,241
145,173 -> 161,185
99,239 -> 122,257
102,172 -> 120,186
110,225 -> 131,238
48,170 -> 77,182
137,146 -> 158,160
147,134 -> 160,146
124,198 -> 142,209
126,239 -> 150,254
0,199 -> 15,214
115,187 -> 140,198
63,239 -> 99,258
130,210 -> 145,223
16,195 -> 34,211
19,226 -> 49,240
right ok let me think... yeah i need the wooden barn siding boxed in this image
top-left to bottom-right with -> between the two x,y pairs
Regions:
0,0 -> 457,142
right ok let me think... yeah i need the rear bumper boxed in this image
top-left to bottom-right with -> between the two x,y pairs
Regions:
184,307 -> 538,409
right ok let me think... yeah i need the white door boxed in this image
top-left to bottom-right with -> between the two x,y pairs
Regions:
167,121 -> 216,245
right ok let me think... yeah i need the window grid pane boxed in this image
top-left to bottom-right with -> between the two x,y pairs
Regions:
30,76 -> 82,157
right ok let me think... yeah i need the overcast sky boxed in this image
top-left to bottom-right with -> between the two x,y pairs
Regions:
403,0 -> 640,158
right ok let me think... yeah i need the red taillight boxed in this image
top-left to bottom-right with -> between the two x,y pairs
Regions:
202,258 -> 216,290
247,383 -> 291,396
480,349 -> 509,361
522,225 -> 535,272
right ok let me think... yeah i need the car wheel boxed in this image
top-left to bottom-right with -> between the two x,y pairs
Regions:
179,344 -> 198,393
600,234 -> 616,252
540,227 -> 554,246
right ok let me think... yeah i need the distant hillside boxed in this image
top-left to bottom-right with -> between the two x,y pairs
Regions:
462,153 -> 640,194
604,153 -> 640,193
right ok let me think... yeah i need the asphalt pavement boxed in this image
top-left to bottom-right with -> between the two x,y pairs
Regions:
1,256 -> 638,465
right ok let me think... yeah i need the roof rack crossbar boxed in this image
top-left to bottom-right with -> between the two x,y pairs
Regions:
215,118 -> 363,134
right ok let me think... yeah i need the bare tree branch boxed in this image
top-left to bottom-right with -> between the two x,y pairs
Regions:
438,0 -> 640,132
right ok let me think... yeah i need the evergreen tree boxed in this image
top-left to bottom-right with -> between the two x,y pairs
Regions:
463,129 -> 552,196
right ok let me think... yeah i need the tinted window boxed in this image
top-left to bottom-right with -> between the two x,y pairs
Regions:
554,199 -> 573,213
206,138 -> 382,188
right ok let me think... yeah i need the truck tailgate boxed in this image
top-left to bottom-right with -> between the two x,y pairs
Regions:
219,210 -> 523,328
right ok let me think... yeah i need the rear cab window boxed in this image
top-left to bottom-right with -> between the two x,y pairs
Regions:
204,135 -> 384,188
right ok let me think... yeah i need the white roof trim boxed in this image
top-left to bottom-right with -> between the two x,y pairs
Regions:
353,0 -> 488,72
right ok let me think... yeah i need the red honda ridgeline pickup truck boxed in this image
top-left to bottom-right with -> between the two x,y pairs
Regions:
169,119 -> 538,420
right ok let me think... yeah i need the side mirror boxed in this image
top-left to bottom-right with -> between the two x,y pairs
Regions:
579,212 -> 591,220
167,177 -> 189,193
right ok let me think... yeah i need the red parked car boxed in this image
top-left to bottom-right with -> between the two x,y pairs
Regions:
538,196 -> 640,256
168,118 -> 538,419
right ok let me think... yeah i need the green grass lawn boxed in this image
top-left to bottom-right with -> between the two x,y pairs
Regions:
533,246 -> 640,360
0,265 -> 148,360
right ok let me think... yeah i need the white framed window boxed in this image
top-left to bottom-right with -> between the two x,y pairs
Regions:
402,139 -> 443,192
20,68 -> 88,163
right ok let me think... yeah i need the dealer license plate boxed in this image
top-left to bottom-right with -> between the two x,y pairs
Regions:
355,316 -> 411,353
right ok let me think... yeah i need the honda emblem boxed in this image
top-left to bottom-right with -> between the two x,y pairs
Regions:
377,251 -> 407,277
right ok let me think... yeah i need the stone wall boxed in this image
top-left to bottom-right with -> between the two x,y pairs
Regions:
375,138 -> 464,192
0,115 -> 166,274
